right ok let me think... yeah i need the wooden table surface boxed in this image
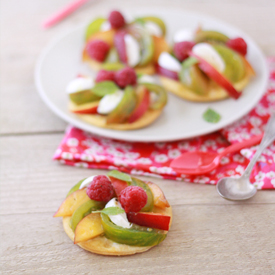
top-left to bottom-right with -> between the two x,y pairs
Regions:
1,0 -> 275,274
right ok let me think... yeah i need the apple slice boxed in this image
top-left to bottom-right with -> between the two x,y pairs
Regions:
69,101 -> 99,114
54,189 -> 90,217
114,30 -> 128,64
74,213 -> 104,243
147,181 -> 170,209
189,52 -> 241,99
128,86 -> 150,123
109,176 -> 129,197
156,64 -> 179,80
127,212 -> 171,231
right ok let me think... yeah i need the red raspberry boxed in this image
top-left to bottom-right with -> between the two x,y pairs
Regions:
86,175 -> 115,202
114,67 -> 137,88
173,41 -> 195,62
226,37 -> 247,56
114,30 -> 128,64
120,186 -> 147,213
95,70 -> 115,83
86,40 -> 110,62
108,10 -> 125,29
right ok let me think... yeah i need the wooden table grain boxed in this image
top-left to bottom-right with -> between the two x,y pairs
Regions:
1,0 -> 275,274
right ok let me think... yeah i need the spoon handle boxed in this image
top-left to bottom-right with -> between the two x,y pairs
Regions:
219,134 -> 263,158
242,113 -> 275,178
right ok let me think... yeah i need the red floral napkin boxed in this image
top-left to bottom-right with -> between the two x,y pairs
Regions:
54,57 -> 275,190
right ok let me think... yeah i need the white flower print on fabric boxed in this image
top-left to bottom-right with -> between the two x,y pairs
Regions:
137,158 -> 152,165
250,128 -> 262,136
255,104 -> 269,116
193,176 -> 210,184
168,149 -> 181,159
61,152 -> 73,160
249,116 -> 262,127
130,169 -> 145,175
155,142 -> 166,149
271,179 -> 275,188
220,157 -> 230,165
149,166 -> 176,175
266,171 -> 275,178
67,138 -> 79,147
227,170 -> 236,176
69,147 -> 78,153
155,154 -> 169,163
253,181 -> 265,189
125,152 -> 140,159
267,93 -> 275,103
113,158 -> 129,167
235,165 -> 245,174
233,154 -> 245,163
80,154 -> 94,161
255,171 -> 266,182
94,155 -> 106,162
74,162 -> 89,168
241,149 -> 253,159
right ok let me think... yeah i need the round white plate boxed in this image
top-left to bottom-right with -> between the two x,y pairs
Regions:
35,8 -> 268,142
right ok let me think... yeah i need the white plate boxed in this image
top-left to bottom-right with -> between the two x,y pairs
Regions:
35,8 -> 268,142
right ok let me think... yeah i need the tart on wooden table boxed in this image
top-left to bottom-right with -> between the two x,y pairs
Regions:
156,27 -> 255,102
54,170 -> 172,256
66,67 -> 167,130
82,10 -> 169,75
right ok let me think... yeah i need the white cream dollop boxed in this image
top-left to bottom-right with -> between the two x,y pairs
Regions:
174,29 -> 194,43
66,77 -> 94,94
100,21 -> 111,32
192,43 -> 225,72
124,34 -> 140,67
144,21 -> 162,37
158,52 -> 182,72
138,74 -> 157,84
105,198 -> 132,229
79,175 -> 97,189
97,90 -> 124,115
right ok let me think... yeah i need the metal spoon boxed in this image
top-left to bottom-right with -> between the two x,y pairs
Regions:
216,113 -> 275,201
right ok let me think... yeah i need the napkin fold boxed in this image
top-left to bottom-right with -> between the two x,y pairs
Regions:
54,57 -> 275,190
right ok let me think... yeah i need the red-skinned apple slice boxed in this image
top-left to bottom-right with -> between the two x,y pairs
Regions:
128,87 -> 150,123
189,52 -> 241,99
127,212 -> 171,231
109,176 -> 129,197
72,105 -> 98,114
156,64 -> 179,80
114,30 -> 128,64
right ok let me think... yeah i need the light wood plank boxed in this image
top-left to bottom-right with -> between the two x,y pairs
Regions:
1,204 -> 274,274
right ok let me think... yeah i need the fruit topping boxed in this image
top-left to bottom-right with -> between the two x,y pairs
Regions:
97,90 -> 124,115
86,175 -> 115,202
174,41 -> 195,62
114,67 -> 137,88
86,39 -> 110,62
120,186 -> 147,213
127,212 -> 171,231
95,70 -> 115,83
226,37 -> 247,56
156,64 -> 179,81
124,34 -> 141,67
128,86 -> 150,123
194,30 -> 229,44
114,30 -> 128,64
158,52 -> 181,72
108,10 -> 126,29
85,18 -> 106,41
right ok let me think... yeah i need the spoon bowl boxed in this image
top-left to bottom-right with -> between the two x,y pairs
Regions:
216,177 -> 257,201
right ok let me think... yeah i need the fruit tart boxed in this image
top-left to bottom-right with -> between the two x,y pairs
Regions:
82,10 -> 169,75
54,170 -> 172,256
156,27 -> 255,102
66,67 -> 167,130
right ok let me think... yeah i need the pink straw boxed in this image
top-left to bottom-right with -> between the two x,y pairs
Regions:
42,0 -> 89,29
